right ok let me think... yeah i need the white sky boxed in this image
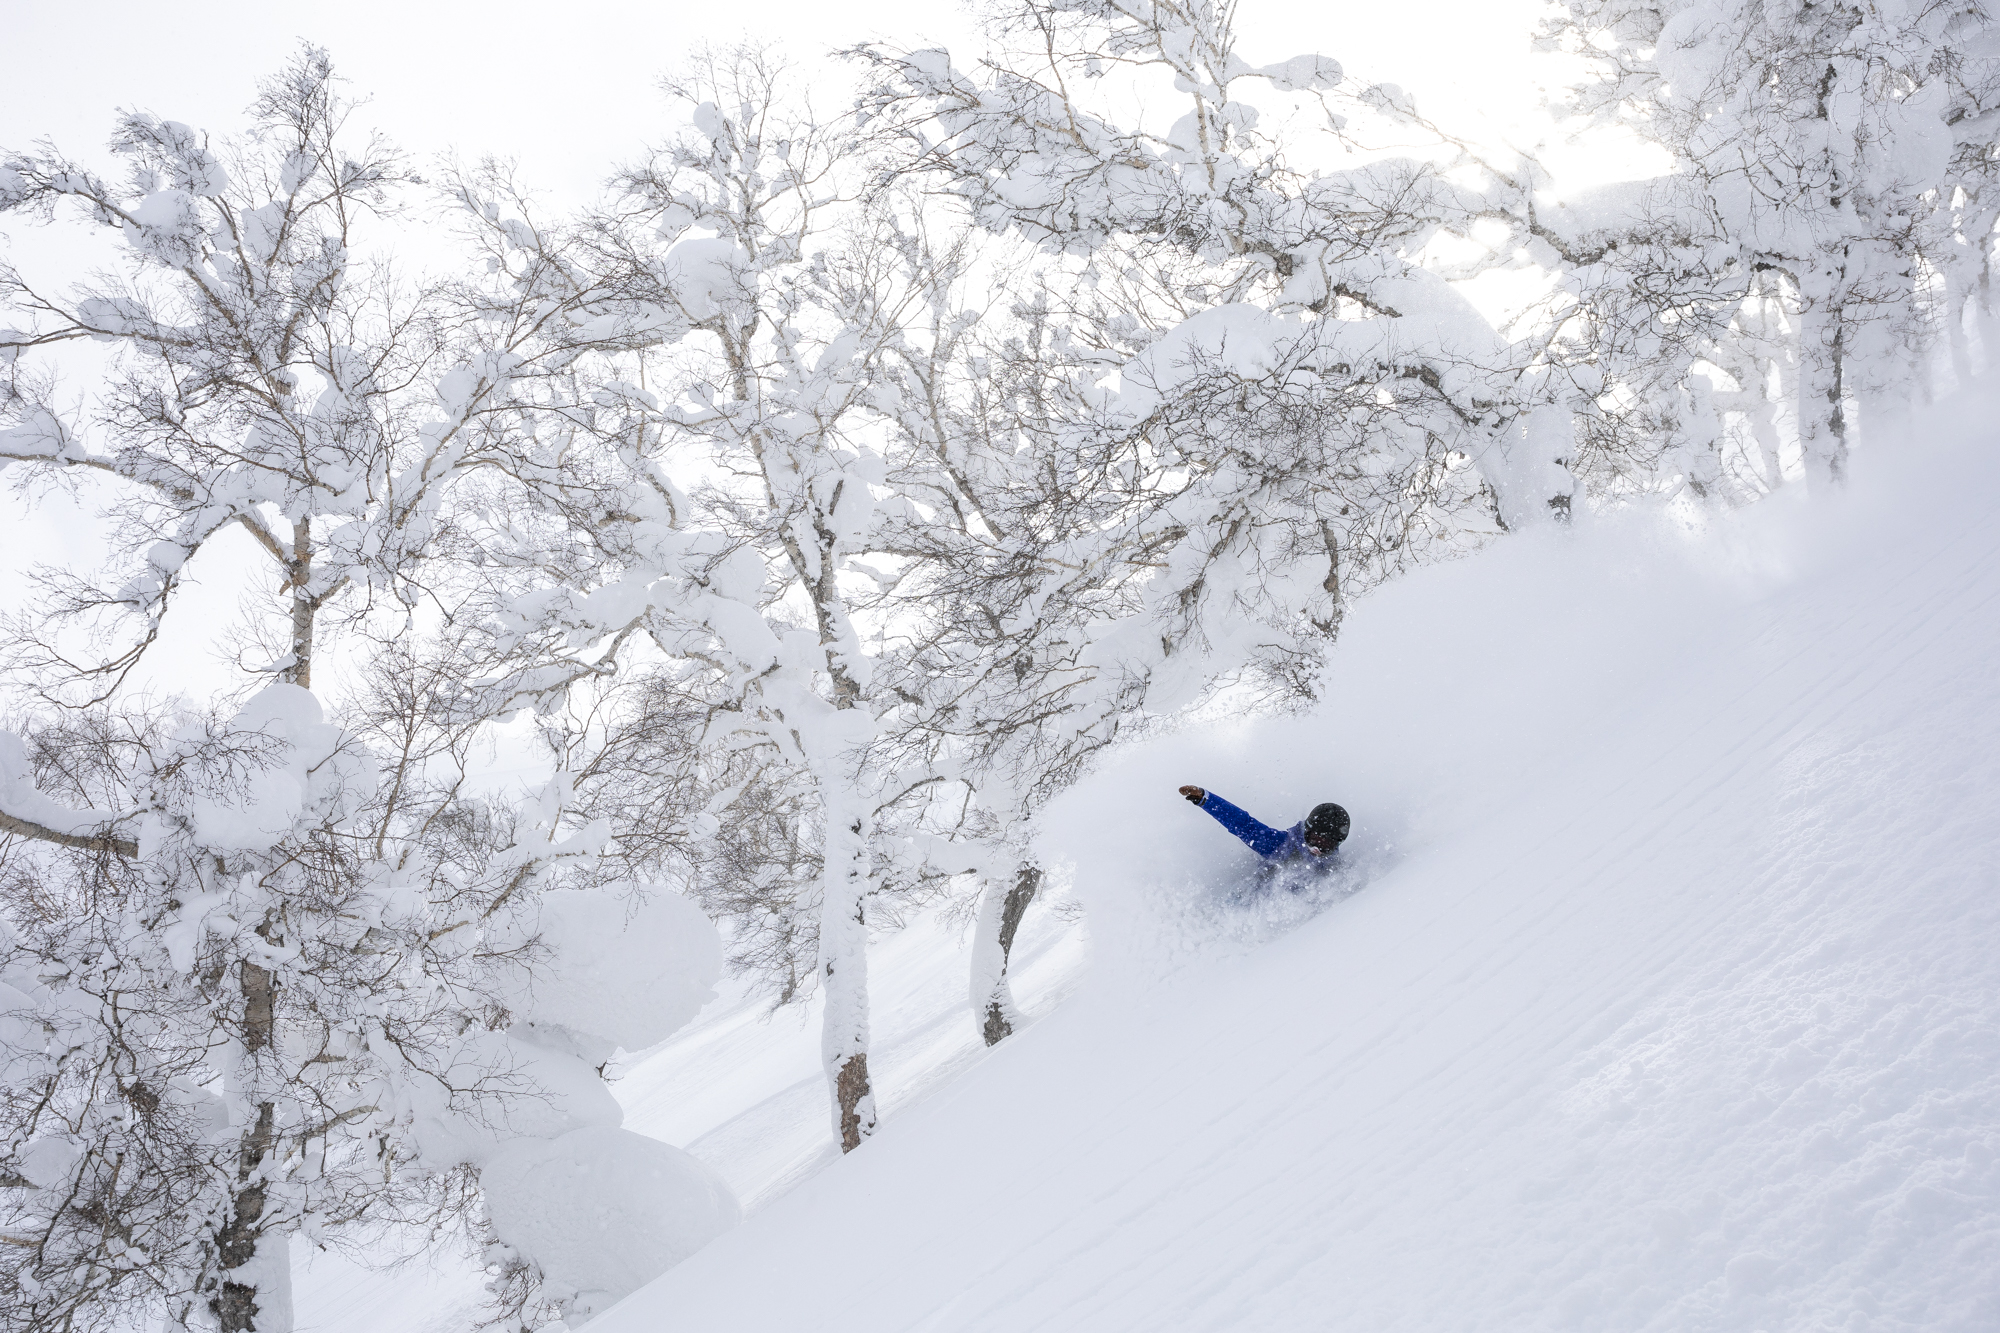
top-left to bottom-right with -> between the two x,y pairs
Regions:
0,0 -> 1595,706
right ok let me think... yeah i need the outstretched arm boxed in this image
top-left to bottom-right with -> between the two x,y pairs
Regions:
1182,787 -> 1289,859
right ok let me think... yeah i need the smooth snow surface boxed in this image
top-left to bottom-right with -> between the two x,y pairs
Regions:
586,399 -> 2000,1332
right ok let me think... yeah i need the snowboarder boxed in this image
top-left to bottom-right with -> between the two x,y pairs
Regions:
1178,786 -> 1349,867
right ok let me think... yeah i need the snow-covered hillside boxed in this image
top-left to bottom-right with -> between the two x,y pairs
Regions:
280,392 -> 2000,1333
289,889 -> 1089,1332
564,398 -> 2000,1331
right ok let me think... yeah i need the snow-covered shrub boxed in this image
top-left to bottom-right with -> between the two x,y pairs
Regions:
458,891 -> 734,1328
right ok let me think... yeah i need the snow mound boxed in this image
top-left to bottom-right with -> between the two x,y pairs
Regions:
181,683 -> 375,851
502,886 -> 723,1062
482,1126 -> 741,1322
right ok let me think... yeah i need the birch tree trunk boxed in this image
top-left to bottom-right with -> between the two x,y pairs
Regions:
971,865 -> 1042,1047
1946,280 -> 1978,392
817,785 -> 877,1152
1796,295 -> 1850,491
1746,366 -> 1787,493
286,517 -> 315,690
1742,283 -> 1790,491
208,941 -> 292,1332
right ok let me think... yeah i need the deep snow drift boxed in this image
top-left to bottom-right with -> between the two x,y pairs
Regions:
580,393 -> 2000,1332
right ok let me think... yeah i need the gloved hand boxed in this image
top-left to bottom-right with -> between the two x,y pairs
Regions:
1178,785 -> 1206,805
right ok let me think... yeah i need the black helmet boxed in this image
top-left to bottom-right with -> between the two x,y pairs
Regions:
1304,803 -> 1350,847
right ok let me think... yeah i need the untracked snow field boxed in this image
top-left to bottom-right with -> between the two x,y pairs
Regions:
582,394 -> 2000,1332
299,391 -> 1999,1333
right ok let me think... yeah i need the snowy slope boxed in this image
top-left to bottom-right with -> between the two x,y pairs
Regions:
613,898 -> 1087,1214
585,398 -> 2000,1332
289,899 -> 1087,1332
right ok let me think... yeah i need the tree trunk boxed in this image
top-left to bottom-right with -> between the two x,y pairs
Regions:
1947,283 -> 1977,394
286,517 -> 314,690
208,955 -> 290,1331
1796,298 -> 1849,491
1309,521 -> 1343,639
1481,393 -> 1576,528
818,797 -> 876,1152
1741,282 -> 1789,492
1746,361 -> 1786,493
209,1104 -> 290,1333
971,865 -> 1042,1046
1528,401 -> 1577,522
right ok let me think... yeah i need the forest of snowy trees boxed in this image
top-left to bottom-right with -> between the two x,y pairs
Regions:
3,0 -> 1997,1328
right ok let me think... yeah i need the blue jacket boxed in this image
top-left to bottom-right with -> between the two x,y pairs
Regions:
1198,792 -> 1323,863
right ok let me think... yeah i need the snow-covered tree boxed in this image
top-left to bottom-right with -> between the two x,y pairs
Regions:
0,670 -> 730,1333
1540,0 -> 2000,490
852,0 -> 1588,673
454,46 -> 1018,1151
0,53 -> 735,1333
841,0 -> 1607,1021
0,49 -> 598,699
